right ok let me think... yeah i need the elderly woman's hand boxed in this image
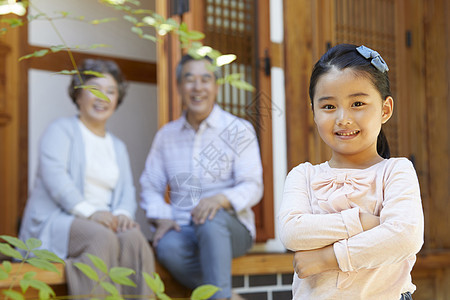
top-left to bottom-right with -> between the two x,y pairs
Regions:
89,211 -> 118,231
116,214 -> 138,232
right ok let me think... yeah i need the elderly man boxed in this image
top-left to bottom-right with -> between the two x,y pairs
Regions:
140,54 -> 263,299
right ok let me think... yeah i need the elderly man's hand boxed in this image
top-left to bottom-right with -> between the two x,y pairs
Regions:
151,219 -> 180,248
191,194 -> 231,225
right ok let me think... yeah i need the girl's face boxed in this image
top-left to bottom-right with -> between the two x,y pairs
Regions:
312,67 -> 393,167
76,73 -> 119,129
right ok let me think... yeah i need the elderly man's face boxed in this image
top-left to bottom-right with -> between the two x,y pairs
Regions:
178,59 -> 218,122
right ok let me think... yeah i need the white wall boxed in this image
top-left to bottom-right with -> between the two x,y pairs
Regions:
29,0 -> 156,62
28,0 -> 158,239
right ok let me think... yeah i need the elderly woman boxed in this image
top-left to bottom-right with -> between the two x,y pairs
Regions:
19,59 -> 154,297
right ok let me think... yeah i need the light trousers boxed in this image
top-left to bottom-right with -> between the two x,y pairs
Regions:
156,209 -> 252,299
66,218 -> 155,300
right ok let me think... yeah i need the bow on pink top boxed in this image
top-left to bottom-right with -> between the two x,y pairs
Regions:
311,171 -> 376,213
311,170 -> 376,288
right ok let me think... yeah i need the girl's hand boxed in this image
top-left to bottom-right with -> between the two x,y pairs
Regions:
294,245 -> 339,278
89,211 -> 118,231
116,214 -> 138,232
359,212 -> 380,231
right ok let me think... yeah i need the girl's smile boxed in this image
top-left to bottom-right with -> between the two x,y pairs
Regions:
312,67 -> 393,168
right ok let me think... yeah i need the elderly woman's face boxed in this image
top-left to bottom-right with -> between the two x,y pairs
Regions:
76,73 -> 119,127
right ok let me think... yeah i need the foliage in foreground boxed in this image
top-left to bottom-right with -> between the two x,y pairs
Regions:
0,235 -> 219,300
0,0 -> 255,98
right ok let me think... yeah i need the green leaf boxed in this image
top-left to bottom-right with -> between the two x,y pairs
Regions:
27,13 -> 45,22
191,284 -> 220,300
23,271 -> 36,280
123,15 -> 138,24
131,26 -> 143,36
91,18 -> 117,25
83,70 -> 105,77
156,292 -> 171,300
159,23 -> 175,32
49,45 -> 66,53
216,54 -> 237,66
127,0 -> 141,5
3,260 -> 12,273
132,9 -> 154,15
19,49 -> 49,61
0,235 -> 27,250
229,79 -> 255,92
88,43 -> 111,49
179,35 -> 189,45
152,13 -> 165,23
0,243 -> 23,260
100,282 -> 120,296
1,18 -> 24,28
86,254 -> 108,274
142,34 -> 157,42
19,276 -> 31,292
187,48 -> 206,60
88,88 -> 110,102
186,30 -> 205,41
142,16 -> 156,26
58,11 -> 70,17
54,70 -> 78,75
31,249 -> 64,264
166,18 -> 178,27
179,22 -> 188,32
0,269 -> 9,280
101,0 -> 126,4
22,279 -> 55,299
75,85 -> 110,102
142,272 -> 164,294
2,290 -> 25,300
74,262 -> 99,281
225,73 -> 242,81
25,238 -> 42,250
26,258 -> 59,273
109,267 -> 136,287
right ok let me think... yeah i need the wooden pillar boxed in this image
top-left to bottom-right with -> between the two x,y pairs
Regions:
0,21 -> 24,236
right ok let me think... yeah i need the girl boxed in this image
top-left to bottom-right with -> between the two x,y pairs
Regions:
278,44 -> 424,300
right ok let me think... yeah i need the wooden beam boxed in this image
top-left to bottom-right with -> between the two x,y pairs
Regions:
284,0 -> 315,169
0,263 -> 65,288
26,45 -> 156,84
424,0 -> 450,249
231,253 -> 293,276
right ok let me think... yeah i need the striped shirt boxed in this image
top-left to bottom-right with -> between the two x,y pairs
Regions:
140,105 -> 264,238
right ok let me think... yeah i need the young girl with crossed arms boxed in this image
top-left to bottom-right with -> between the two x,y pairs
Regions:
278,44 -> 424,300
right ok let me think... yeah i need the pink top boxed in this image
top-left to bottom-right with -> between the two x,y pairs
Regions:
278,158 -> 424,300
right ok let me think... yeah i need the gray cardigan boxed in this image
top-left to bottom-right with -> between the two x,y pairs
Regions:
19,116 -> 136,259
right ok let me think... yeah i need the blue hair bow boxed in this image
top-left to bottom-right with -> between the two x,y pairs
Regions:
356,45 -> 389,73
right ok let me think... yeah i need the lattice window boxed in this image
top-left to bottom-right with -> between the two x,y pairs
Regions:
203,0 -> 258,124
334,0 -> 398,154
